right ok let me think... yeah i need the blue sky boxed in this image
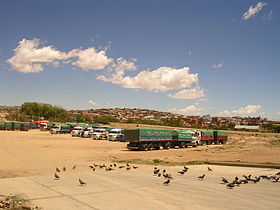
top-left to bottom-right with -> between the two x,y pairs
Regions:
0,0 -> 279,119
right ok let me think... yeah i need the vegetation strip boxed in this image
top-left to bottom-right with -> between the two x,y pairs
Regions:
205,161 -> 280,169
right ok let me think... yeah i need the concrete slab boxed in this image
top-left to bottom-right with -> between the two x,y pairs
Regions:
0,165 -> 279,210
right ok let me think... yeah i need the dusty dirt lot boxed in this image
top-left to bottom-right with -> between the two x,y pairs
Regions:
0,128 -> 279,178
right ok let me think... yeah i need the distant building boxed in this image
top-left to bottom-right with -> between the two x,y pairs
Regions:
234,125 -> 259,130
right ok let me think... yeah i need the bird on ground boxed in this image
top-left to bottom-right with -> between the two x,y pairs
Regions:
72,165 -> 76,170
113,163 -> 117,167
158,173 -> 161,177
207,167 -> 213,171
106,167 -> 114,171
79,179 -> 86,185
93,163 -> 98,167
89,165 -> 94,169
119,166 -> 125,168
132,166 -> 138,169
242,175 -> 249,180
63,167 -> 66,172
126,163 -> 130,167
184,166 -> 189,170
163,179 -> 170,185
126,167 -> 131,170
92,168 -> 95,172
221,177 -> 229,184
162,169 -> 166,174
275,171 -> 280,176
241,179 -> 248,184
253,177 -> 261,183
56,167 -> 60,173
110,164 -> 113,167
272,177 -> 279,183
177,171 -> 186,175
227,183 -> 235,189
54,173 -> 60,179
198,174 -> 205,180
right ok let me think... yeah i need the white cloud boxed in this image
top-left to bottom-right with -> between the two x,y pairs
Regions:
98,65 -> 199,92
218,105 -> 261,117
168,86 -> 205,99
88,100 -> 97,106
68,48 -> 112,71
242,2 -> 267,20
188,51 -> 192,56
174,105 -> 203,115
7,39 -> 67,73
7,38 -> 112,73
212,63 -> 224,69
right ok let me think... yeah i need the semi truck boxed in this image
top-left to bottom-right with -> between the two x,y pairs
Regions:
196,130 -> 228,144
108,128 -> 124,141
125,128 -> 199,151
50,125 -> 70,134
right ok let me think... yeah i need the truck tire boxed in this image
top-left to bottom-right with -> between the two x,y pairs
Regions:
163,142 -> 171,150
148,143 -> 153,150
143,144 -> 149,151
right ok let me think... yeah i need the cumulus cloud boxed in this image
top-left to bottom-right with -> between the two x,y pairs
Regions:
88,100 -> 97,106
98,65 -> 199,92
242,2 -> 267,20
218,105 -> 261,117
168,86 -> 205,99
173,105 -> 203,115
68,48 -> 112,71
6,38 -> 112,73
212,63 -> 224,69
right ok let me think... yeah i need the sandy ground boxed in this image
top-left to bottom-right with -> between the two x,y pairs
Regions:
0,129 -> 279,178
0,130 -> 280,209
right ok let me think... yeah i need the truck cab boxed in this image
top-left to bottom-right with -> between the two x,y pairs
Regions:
92,128 -> 108,140
108,128 -> 124,141
71,126 -> 84,137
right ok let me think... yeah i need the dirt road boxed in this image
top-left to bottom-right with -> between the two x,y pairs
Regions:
0,130 -> 280,178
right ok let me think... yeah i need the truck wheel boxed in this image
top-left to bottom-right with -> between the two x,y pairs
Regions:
143,144 -> 149,151
99,136 -> 102,140
148,143 -> 153,150
163,142 -> 171,150
180,142 -> 186,148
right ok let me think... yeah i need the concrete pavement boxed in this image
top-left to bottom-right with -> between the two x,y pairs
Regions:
0,165 -> 279,210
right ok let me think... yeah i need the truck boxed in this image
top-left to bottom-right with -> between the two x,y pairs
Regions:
50,124 -> 71,134
92,128 -> 108,140
108,128 -> 124,141
0,121 -> 5,130
82,127 -> 94,138
196,130 -> 228,144
20,122 -> 29,131
71,126 -> 84,137
125,128 -> 200,151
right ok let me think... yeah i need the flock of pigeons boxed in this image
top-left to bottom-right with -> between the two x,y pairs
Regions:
53,164 -> 280,189
53,162 -> 138,185
154,165 -> 280,189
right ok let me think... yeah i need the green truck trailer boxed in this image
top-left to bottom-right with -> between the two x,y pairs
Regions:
198,130 -> 228,144
0,121 -> 5,130
125,128 -> 198,151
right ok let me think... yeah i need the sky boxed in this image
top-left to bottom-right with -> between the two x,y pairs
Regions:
0,0 -> 280,120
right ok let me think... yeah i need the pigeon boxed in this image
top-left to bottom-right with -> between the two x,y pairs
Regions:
272,177 -> 279,183
72,165 -> 76,170
253,177 -> 261,183
177,171 -> 186,175
275,171 -> 280,176
119,166 -> 125,168
92,168 -> 95,172
106,167 -> 114,171
93,163 -> 98,167
162,169 -> 166,174
158,173 -> 161,177
110,164 -> 113,167
113,163 -> 117,167
163,179 -> 170,185
89,165 -> 94,169
241,179 -> 248,184
198,174 -> 205,180
207,167 -> 213,171
126,163 -> 130,167
132,166 -> 138,169
184,166 -> 189,170
227,183 -> 235,189
63,167 -> 66,172
126,167 -> 131,170
54,173 -> 60,179
79,179 -> 86,185
56,167 -> 60,173
221,177 -> 229,184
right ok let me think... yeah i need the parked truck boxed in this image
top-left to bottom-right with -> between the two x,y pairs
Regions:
108,128 -> 124,141
50,125 -> 70,134
196,130 -> 228,144
125,128 -> 199,151
92,128 -> 108,140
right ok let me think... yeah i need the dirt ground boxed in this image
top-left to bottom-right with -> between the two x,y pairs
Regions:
0,127 -> 279,179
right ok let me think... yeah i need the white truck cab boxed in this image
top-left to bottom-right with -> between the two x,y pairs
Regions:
108,128 -> 124,141
92,128 -> 108,140
71,126 -> 84,137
